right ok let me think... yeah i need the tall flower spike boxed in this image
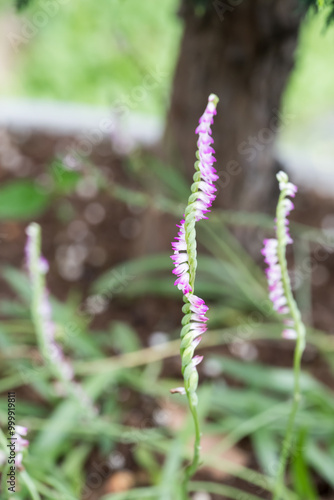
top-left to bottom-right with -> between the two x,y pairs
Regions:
262,171 -> 299,339
25,223 -> 96,416
170,94 -> 219,493
171,94 -> 219,397
262,172 -> 306,500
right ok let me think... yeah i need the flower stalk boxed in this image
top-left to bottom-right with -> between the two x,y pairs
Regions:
25,223 -> 96,416
262,172 -> 306,500
170,94 -> 219,496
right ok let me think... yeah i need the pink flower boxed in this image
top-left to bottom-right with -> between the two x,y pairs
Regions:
282,329 -> 297,340
262,238 -> 291,317
170,387 -> 187,395
13,426 -> 29,469
174,269 -> 192,295
185,294 -> 209,344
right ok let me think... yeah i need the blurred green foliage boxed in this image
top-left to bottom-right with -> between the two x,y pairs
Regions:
282,8 -> 334,125
1,0 -> 181,114
1,0 -> 334,127
0,180 -> 49,219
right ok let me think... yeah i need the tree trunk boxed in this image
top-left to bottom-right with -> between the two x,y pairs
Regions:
164,0 -> 305,213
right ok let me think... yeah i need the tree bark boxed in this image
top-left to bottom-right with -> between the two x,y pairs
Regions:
164,0 -> 305,213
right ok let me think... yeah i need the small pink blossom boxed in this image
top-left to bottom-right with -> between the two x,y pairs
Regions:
13,425 -> 29,469
282,329 -> 297,340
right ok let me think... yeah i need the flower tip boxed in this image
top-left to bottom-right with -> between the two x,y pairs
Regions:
276,170 -> 289,184
193,355 -> 204,366
26,222 -> 39,237
208,93 -> 219,105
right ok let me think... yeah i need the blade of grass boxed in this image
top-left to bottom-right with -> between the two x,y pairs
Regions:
190,480 -> 268,500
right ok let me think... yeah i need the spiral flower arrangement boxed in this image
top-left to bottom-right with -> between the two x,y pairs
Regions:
170,94 -> 219,492
262,171 -> 299,339
262,172 -> 306,500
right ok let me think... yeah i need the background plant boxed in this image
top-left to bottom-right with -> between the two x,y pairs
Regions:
0,153 -> 334,498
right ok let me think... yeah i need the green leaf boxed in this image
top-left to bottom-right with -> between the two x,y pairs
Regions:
146,159 -> 190,201
291,430 -> 317,500
306,441 -> 334,488
49,161 -> 81,194
2,266 -> 31,303
211,356 -> 320,395
0,180 -> 49,219
110,321 -> 141,353
159,438 -> 184,500
101,487 -> 161,500
31,400 -> 86,462
19,469 -> 41,500
60,443 -> 91,491
252,428 -> 279,476
0,326 -> 13,349
0,299 -> 29,317
134,444 -> 160,484
92,254 -> 171,294
16,0 -> 31,10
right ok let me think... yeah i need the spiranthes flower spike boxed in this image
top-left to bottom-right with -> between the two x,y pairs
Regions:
25,223 -> 96,416
261,171 -> 303,342
170,94 -> 219,495
262,172 -> 306,500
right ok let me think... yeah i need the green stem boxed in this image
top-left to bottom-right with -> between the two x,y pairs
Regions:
273,189 -> 306,500
179,297 -> 202,499
179,169 -> 202,499
273,350 -> 303,500
181,396 -> 202,498
29,225 -> 50,363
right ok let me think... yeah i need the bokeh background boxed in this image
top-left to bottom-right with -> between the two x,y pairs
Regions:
1,1 -> 334,499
